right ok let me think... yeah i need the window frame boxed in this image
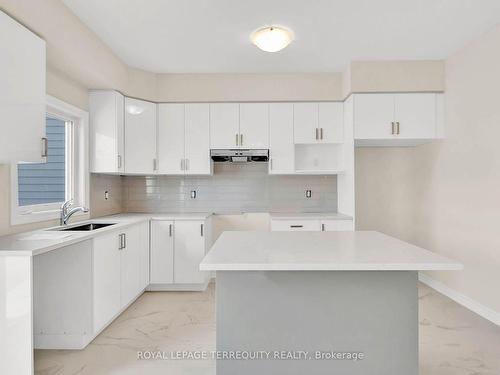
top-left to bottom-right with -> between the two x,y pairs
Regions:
11,95 -> 89,225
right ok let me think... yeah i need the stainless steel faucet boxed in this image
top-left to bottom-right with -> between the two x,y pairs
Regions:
60,199 -> 89,225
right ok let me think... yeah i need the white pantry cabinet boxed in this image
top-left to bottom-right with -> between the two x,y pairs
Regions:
158,104 -> 211,174
210,103 -> 269,149
269,103 -> 294,174
150,217 -> 212,290
124,97 -> 157,174
0,10 -> 46,164
354,93 -> 442,146
90,90 -> 125,173
294,102 -> 343,144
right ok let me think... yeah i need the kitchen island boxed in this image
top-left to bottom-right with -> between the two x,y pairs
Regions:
200,231 -> 462,375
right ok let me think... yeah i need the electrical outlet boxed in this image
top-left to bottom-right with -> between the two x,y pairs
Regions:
104,190 -> 109,200
191,190 -> 197,199
305,190 -> 312,198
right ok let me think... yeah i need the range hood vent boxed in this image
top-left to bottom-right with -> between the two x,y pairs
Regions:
210,149 -> 269,163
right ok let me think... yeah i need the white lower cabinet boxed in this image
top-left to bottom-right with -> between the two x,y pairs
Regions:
150,218 -> 211,290
93,231 -> 122,333
33,221 -> 150,350
271,218 -> 353,232
150,220 -> 174,284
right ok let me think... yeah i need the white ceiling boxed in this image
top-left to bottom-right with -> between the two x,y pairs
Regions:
63,0 -> 500,73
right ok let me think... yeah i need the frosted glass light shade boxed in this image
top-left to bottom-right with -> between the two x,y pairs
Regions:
250,26 -> 294,52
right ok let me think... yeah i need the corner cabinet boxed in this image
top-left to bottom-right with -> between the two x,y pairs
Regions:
150,217 -> 212,291
33,221 -> 150,350
124,97 -> 157,174
353,93 -> 444,146
0,10 -> 46,164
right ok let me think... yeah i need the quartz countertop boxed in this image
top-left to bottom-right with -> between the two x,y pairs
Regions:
200,231 -> 463,271
270,212 -> 352,220
0,212 -> 212,256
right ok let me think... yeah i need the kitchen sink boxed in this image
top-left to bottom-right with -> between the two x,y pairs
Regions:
53,223 -> 117,231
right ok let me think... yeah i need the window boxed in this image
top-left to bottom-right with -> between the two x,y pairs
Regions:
11,95 -> 89,225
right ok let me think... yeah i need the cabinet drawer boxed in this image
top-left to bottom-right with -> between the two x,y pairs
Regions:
271,219 -> 321,231
321,219 -> 353,231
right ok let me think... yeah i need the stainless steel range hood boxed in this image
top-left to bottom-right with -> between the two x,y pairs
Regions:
210,149 -> 269,163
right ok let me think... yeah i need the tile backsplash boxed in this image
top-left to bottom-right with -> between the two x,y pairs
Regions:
123,163 -> 337,213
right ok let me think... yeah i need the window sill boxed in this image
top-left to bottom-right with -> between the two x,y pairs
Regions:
11,209 -> 90,226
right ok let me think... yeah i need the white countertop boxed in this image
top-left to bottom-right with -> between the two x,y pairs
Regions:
0,212 -> 212,257
200,231 -> 463,271
270,212 -> 352,220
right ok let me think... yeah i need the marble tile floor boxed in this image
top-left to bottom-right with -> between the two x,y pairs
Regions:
35,282 -> 500,375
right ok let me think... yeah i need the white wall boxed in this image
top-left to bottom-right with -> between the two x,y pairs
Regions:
356,24 -> 500,315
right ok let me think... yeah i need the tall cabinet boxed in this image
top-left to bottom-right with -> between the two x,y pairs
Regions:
0,10 -> 46,164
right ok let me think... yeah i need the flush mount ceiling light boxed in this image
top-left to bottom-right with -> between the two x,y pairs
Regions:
250,26 -> 294,52
126,105 -> 144,115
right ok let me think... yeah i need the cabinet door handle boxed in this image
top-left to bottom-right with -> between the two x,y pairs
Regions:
391,122 -> 395,135
169,224 -> 172,237
240,134 -> 243,146
153,158 -> 158,171
290,225 -> 303,228
270,158 -> 273,171
321,223 -> 325,231
200,224 -> 204,237
122,233 -> 126,249
315,128 -> 319,140
235,133 -> 239,146
118,234 -> 123,250
185,159 -> 189,171
396,122 -> 400,135
41,137 -> 48,158
320,128 -> 323,140
180,159 -> 184,171
117,155 -> 122,169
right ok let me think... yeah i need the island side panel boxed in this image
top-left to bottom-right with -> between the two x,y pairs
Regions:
216,270 -> 418,375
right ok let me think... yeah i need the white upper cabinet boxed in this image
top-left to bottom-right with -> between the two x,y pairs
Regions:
353,94 -> 394,140
158,104 -> 184,174
239,103 -> 269,148
90,91 -> 124,173
0,10 -> 46,164
210,103 -> 239,149
318,102 -> 343,143
124,97 -> 157,174
394,93 -> 436,139
158,103 -> 211,175
293,103 -> 319,144
269,103 -> 294,174
354,93 -> 442,146
185,103 -> 211,174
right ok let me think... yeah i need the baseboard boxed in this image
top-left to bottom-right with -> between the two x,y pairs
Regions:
147,280 -> 209,292
418,272 -> 500,326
